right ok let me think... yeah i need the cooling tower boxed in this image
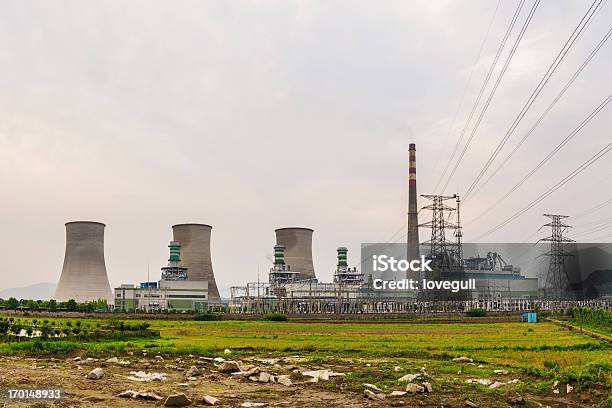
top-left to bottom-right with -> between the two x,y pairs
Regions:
172,223 -> 219,300
54,221 -> 113,303
275,227 -> 316,280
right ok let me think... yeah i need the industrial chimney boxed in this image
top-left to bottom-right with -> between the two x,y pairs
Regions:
407,144 -> 420,278
54,221 -> 113,303
275,227 -> 316,281
172,223 -> 220,300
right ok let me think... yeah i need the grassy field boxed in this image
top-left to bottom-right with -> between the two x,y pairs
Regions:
1,316 -> 610,406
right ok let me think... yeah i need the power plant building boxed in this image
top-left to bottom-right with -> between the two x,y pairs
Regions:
172,223 -> 220,300
114,240 -> 208,312
114,280 -> 208,312
54,221 -> 113,303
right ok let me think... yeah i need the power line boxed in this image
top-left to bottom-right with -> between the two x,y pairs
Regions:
472,142 -> 612,240
465,24 -> 612,202
573,194 -> 612,219
465,92 -> 612,226
572,219 -> 612,239
434,0 -> 526,193
463,0 -> 607,201
432,0 -> 502,192
440,0 -> 540,194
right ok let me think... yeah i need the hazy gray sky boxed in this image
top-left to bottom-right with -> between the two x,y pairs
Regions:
1,0 -> 611,294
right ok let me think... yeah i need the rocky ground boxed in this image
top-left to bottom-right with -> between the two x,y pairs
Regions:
0,352 -> 598,407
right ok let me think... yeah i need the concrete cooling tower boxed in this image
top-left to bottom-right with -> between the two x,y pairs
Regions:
275,227 -> 316,280
172,223 -> 220,300
54,221 -> 113,303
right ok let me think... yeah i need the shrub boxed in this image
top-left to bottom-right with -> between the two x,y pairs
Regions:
263,313 -> 288,322
466,309 -> 487,317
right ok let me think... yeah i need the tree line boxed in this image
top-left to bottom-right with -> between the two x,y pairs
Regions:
0,297 -> 108,312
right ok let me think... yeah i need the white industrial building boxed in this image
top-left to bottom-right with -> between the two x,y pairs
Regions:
114,279 -> 208,312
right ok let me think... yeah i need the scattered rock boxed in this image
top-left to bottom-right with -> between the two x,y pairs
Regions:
117,390 -> 163,401
303,370 -> 331,381
258,371 -> 271,383
465,401 -> 478,408
73,356 -> 82,361
105,357 -> 119,363
156,355 -> 164,360
241,403 -> 265,408
364,389 -> 385,401
224,349 -> 232,355
364,383 -> 382,392
185,366 -> 199,377
394,366 -> 401,372
213,357 -> 225,363
398,373 -> 420,382
422,382 -> 432,392
489,381 -> 504,389
203,395 -> 220,405
277,375 -> 293,386
504,390 -> 525,405
126,371 -> 167,382
453,357 -> 473,364
553,389 -> 560,394
466,378 -> 492,386
405,383 -> 424,393
390,391 -> 407,397
218,361 -> 242,374
493,369 -> 508,375
566,384 -> 573,394
164,393 -> 192,406
86,368 -> 104,380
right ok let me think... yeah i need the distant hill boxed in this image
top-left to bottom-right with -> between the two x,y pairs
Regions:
0,282 -> 57,300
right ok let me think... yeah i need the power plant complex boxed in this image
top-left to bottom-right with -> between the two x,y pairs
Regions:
49,144 -> 611,313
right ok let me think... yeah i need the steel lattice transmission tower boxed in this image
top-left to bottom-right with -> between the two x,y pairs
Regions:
418,194 -> 463,278
540,214 -> 574,299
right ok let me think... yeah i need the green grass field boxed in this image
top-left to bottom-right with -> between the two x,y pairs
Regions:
1,317 -> 610,389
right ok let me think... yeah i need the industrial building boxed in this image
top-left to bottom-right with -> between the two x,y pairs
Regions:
54,221 -> 113,303
172,223 -> 220,300
114,280 -> 208,312
114,241 -> 208,312
464,252 -> 539,303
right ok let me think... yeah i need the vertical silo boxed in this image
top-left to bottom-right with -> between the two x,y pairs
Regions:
172,223 -> 219,299
275,227 -> 316,280
54,221 -> 113,303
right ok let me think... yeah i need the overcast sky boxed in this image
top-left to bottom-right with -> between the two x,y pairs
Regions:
1,0 -> 611,294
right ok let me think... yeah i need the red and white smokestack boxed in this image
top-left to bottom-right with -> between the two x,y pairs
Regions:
407,144 -> 420,275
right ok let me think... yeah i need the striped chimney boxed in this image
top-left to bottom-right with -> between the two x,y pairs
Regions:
407,144 -> 420,277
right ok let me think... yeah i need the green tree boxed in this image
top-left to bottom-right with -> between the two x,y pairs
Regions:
66,299 -> 78,311
6,297 -> 18,309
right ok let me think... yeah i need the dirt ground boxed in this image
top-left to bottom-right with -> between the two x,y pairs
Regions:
0,355 -> 392,408
0,354 -> 597,408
